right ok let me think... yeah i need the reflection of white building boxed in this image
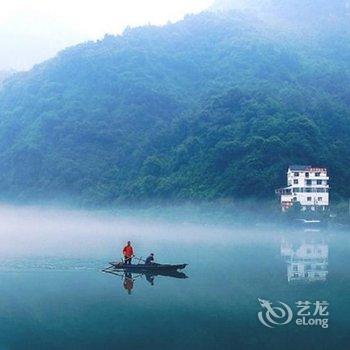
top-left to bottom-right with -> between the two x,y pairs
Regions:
281,239 -> 328,283
276,165 -> 329,211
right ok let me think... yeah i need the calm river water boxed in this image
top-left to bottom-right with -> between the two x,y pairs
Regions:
0,206 -> 348,349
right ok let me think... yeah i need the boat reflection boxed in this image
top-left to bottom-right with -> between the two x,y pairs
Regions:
281,237 -> 328,283
105,269 -> 188,295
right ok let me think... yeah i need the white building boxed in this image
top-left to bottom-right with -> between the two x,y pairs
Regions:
276,165 -> 329,211
281,239 -> 328,283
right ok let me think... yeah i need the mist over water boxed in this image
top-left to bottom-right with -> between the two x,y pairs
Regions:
0,204 -> 247,264
0,204 -> 349,349
0,204 -> 271,259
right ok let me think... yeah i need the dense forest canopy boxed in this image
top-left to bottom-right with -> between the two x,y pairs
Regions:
0,70 -> 15,86
0,0 -> 349,204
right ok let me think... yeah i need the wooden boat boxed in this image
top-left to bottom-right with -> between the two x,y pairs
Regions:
104,266 -> 188,279
107,261 -> 187,272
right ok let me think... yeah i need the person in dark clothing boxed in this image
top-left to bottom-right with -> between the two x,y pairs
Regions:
145,253 -> 154,265
145,274 -> 155,286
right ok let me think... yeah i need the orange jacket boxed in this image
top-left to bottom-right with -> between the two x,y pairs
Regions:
123,245 -> 134,258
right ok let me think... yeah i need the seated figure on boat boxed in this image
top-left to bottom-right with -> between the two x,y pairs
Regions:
123,241 -> 134,264
145,253 -> 154,265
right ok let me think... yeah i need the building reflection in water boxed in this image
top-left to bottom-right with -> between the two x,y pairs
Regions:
281,237 -> 328,283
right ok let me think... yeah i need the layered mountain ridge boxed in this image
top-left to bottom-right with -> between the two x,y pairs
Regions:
0,1 -> 349,204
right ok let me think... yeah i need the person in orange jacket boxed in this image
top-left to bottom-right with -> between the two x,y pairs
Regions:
123,241 -> 134,264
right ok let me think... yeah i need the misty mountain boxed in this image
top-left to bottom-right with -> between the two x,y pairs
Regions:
211,0 -> 350,34
211,0 -> 350,18
0,70 -> 15,85
0,2 -> 349,204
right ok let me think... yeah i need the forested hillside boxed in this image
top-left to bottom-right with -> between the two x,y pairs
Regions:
0,1 -> 349,204
0,70 -> 15,85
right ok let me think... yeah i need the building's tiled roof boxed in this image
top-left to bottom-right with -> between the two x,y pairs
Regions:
289,165 -> 311,171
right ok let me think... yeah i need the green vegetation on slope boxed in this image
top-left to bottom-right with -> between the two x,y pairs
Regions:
0,3 -> 350,204
0,70 -> 15,86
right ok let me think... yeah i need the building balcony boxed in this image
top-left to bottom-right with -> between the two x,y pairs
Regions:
285,187 -> 329,194
291,184 -> 329,189
307,176 -> 329,180
275,186 -> 293,195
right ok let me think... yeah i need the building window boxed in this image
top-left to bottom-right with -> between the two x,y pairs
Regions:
306,179 -> 312,185
294,172 -> 299,177
318,197 -> 323,202
293,265 -> 298,271
317,180 -> 322,185
307,197 -> 312,201
305,172 -> 309,178
315,172 -> 321,177
294,179 -> 298,184
307,249 -> 311,254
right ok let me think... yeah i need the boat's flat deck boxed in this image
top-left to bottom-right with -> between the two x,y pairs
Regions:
109,262 -> 187,271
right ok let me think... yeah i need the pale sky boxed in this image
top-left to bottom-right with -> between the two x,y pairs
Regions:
0,0 -> 214,71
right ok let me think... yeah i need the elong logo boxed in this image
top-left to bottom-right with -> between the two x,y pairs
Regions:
258,299 -> 293,328
258,299 -> 329,329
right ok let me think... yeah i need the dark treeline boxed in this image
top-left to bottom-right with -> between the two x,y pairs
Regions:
0,1 -> 350,205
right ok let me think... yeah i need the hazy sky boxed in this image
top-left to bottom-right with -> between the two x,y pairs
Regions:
0,0 -> 213,72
